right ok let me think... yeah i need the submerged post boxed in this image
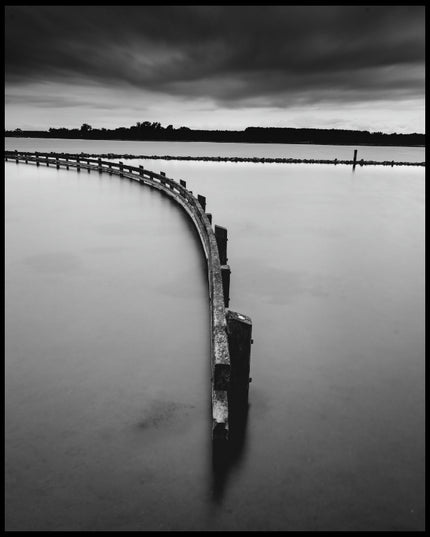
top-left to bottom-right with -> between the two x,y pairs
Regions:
353,149 -> 358,170
214,225 -> 228,265
119,161 -> 124,177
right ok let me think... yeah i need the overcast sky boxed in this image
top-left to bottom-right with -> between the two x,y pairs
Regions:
5,5 -> 425,133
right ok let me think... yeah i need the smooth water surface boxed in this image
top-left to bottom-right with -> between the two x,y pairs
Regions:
5,141 -> 425,531
5,137 -> 425,162
5,162 -> 213,531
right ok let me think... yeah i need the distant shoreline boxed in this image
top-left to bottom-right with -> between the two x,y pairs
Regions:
5,123 -> 425,148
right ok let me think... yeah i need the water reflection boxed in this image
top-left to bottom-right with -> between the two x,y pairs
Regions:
211,390 -> 250,503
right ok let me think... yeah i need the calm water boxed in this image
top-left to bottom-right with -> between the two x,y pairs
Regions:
5,140 -> 425,531
5,136 -> 425,162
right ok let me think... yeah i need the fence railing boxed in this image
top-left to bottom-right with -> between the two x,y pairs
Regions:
5,150 -> 252,441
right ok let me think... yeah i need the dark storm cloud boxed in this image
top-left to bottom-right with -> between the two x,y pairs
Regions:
5,6 -> 425,106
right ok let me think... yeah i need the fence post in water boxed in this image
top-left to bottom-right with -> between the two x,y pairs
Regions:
56,157 -> 60,169
197,194 -> 206,211
221,265 -> 231,308
215,225 -> 228,265
65,156 -> 69,170
15,150 -> 18,163
226,310 -> 253,404
119,161 -> 124,177
46,155 -> 49,167
353,149 -> 358,170
98,158 -> 102,173
139,165 -> 144,177
76,155 -> 80,172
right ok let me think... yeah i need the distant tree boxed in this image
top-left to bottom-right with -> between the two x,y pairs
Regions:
80,123 -> 92,133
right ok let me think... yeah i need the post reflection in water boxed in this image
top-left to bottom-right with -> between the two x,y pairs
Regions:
211,388 -> 250,503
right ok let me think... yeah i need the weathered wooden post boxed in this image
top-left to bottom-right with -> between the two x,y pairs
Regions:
179,179 -> 187,188
56,156 -> 60,169
215,225 -> 228,265
15,150 -> 19,164
98,157 -> 102,173
353,149 -> 358,170
206,213 -> 212,224
108,162 -> 112,175
119,161 -> 124,177
139,165 -> 144,177
76,155 -> 80,172
226,311 -> 252,403
65,156 -> 69,170
35,151 -> 39,166
197,194 -> 206,211
46,155 -> 49,167
221,265 -> 231,307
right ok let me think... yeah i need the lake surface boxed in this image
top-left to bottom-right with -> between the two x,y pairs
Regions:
5,140 -> 425,531
5,136 -> 425,162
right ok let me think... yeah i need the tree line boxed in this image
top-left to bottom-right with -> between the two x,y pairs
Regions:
5,122 -> 424,146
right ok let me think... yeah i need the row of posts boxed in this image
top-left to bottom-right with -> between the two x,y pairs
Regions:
156,168 -> 253,438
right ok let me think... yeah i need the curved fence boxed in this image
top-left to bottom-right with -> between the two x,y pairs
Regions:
5,150 -> 253,441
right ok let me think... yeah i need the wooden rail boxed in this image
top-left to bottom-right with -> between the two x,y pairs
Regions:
5,150 -> 253,441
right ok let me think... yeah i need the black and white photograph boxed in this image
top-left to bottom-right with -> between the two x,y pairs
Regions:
5,5 -> 425,532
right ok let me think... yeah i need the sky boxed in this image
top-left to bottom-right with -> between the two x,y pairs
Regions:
5,5 -> 425,133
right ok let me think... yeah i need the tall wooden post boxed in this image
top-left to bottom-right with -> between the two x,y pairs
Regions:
197,194 -> 206,211
226,311 -> 252,403
353,149 -> 358,170
221,265 -> 231,307
215,225 -> 228,265
119,161 -> 124,177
